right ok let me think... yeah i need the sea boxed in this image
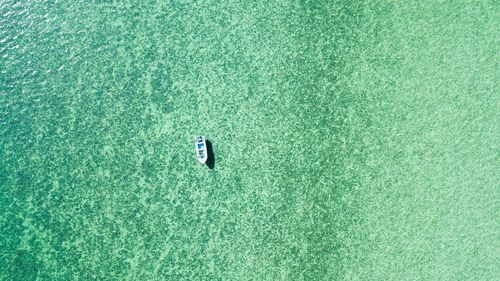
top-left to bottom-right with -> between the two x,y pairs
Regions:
1,0 -> 498,280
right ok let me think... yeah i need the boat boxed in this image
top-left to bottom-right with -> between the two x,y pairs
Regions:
195,136 -> 208,164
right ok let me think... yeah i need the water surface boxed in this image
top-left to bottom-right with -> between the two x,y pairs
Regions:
1,1 -> 498,280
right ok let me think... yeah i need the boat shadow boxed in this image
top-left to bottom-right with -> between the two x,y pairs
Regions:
206,140 -> 215,169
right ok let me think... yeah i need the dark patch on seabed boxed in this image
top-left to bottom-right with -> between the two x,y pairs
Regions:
0,1 -> 372,280
1,1 -> 368,280
205,140 -> 215,170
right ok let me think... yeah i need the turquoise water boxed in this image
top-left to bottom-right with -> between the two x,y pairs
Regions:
1,1 -> 498,280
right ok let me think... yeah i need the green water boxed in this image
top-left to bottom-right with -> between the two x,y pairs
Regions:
1,1 -> 498,280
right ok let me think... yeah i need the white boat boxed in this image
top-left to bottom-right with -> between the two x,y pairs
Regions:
195,136 -> 208,164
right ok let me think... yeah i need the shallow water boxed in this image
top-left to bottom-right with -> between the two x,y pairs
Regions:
1,1 -> 498,280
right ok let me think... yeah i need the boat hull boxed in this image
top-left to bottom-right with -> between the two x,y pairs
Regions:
195,136 -> 208,164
